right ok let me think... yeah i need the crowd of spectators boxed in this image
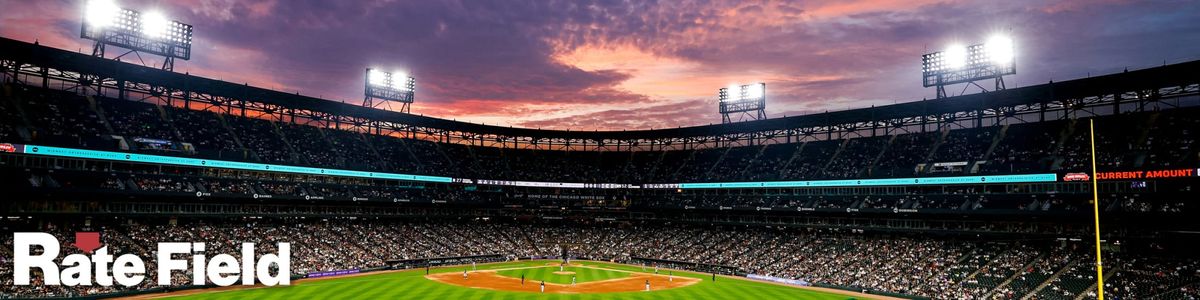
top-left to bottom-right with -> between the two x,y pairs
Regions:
3,219 -> 1195,299
97,99 -> 178,142
0,89 -> 25,143
10,166 -> 1194,214
164,107 -> 242,158
3,84 -> 1199,188
992,248 -> 1078,298
1100,257 -> 1200,299
221,115 -> 293,164
6,86 -> 108,149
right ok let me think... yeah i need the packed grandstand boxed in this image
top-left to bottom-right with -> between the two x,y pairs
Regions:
3,220 -> 1200,299
1,37 -> 1199,299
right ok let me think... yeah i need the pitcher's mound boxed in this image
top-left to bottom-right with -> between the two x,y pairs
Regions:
552,271 -> 576,275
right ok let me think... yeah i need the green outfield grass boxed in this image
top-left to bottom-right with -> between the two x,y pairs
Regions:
495,266 -> 628,284
167,260 -> 858,300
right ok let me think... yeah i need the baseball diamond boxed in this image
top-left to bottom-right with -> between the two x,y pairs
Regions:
132,261 -> 883,299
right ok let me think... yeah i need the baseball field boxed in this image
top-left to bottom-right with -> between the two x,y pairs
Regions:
141,260 -> 901,300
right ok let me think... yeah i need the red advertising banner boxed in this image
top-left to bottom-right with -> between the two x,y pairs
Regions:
1095,168 -> 1197,180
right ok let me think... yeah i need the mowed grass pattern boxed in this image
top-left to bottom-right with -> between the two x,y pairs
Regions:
495,266 -> 628,284
168,260 -> 857,300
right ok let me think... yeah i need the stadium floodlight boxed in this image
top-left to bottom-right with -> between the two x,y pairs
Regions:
718,83 -> 767,123
141,11 -> 169,39
81,0 -> 193,71
724,84 -> 739,100
746,83 -> 764,99
921,34 -> 1016,98
985,35 -> 1014,65
396,71 -> 415,89
363,68 -> 416,112
943,44 -> 968,70
85,0 -> 119,28
368,69 -> 388,86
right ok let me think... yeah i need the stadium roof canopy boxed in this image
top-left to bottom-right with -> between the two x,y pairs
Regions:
1,37 -> 1197,149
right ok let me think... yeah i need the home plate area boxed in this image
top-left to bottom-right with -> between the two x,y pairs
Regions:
425,262 -> 699,294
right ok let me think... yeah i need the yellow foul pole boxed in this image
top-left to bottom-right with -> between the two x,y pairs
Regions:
1089,118 -> 1105,300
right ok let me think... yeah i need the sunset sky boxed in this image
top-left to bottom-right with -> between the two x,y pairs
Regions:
1,0 -> 1197,130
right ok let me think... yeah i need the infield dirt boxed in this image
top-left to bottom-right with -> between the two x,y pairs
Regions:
426,265 -> 699,294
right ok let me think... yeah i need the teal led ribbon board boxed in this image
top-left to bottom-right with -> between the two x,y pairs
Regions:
16,144 -> 1056,188
678,173 -> 1058,189
21,145 -> 452,183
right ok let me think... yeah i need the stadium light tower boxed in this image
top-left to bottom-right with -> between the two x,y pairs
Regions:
718,83 -> 767,123
80,0 -> 193,71
921,34 -> 1015,98
363,68 -> 416,113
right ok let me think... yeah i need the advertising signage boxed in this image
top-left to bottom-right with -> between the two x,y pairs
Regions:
1095,169 -> 1198,180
